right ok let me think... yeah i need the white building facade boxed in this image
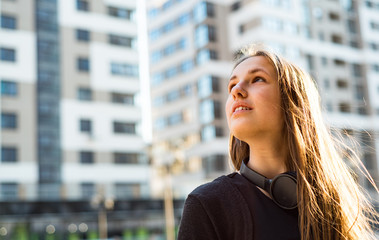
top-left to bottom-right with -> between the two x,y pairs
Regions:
0,0 -> 150,208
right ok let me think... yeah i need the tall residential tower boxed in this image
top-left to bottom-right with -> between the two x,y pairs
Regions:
0,0 -> 152,238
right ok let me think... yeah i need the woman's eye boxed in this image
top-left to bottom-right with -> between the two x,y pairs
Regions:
252,77 -> 264,83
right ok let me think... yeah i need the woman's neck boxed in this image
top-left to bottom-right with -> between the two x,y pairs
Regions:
246,136 -> 288,179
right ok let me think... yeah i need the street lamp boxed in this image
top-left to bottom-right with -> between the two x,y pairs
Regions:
91,190 -> 114,239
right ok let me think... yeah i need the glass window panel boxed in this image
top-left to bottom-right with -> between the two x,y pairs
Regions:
199,99 -> 214,123
77,88 -> 92,101
111,63 -> 139,77
76,0 -> 89,11
198,75 -> 212,98
115,183 -> 140,199
80,151 -> 94,163
1,80 -> 17,96
80,119 -> 92,133
81,182 -> 95,199
112,93 -> 134,105
113,122 -> 136,134
0,48 -> 16,62
1,113 -> 17,129
76,29 -> 90,41
114,153 -> 139,164
0,183 -> 18,200
1,15 -> 16,29
77,58 -> 90,71
1,147 -> 17,162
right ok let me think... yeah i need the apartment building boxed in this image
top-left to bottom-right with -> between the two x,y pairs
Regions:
147,0 -> 379,199
0,0 -> 155,238
147,0 -> 235,198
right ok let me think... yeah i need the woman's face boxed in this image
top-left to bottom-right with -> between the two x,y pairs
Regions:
225,56 -> 284,142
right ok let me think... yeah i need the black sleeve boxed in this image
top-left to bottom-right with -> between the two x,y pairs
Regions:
177,194 -> 218,240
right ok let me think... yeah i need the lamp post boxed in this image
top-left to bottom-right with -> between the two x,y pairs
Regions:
163,164 -> 175,240
91,189 -> 114,239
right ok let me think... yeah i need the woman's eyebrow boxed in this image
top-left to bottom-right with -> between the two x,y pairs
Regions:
229,68 -> 270,81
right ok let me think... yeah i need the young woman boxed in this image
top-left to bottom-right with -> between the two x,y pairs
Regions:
177,45 -> 378,240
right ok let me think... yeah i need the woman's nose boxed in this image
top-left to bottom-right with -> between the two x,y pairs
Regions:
231,82 -> 247,99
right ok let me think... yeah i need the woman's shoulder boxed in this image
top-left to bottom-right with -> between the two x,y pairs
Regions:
186,172 -> 249,207
180,173 -> 254,239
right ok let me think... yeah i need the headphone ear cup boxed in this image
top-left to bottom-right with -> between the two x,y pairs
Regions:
270,174 -> 297,210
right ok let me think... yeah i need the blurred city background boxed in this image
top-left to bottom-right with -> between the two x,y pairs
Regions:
0,0 -> 378,239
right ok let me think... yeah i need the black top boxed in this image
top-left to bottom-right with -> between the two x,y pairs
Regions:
178,172 -> 300,240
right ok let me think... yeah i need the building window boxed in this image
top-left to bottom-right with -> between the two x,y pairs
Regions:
162,22 -> 175,33
1,147 -> 17,162
198,75 -> 219,98
152,73 -> 164,86
181,60 -> 193,73
115,183 -> 140,199
111,63 -> 139,77
167,112 -> 183,126
231,1 -> 241,11
108,6 -> 134,20
165,67 -> 178,79
153,96 -> 165,107
339,103 -> 351,113
355,84 -> 364,100
154,118 -> 166,130
80,151 -> 94,164
109,34 -> 135,48
167,90 -> 180,102
81,182 -> 95,199
111,93 -> 134,105
76,29 -> 90,41
331,34 -> 343,44
306,54 -> 314,71
329,12 -> 340,21
0,48 -> 16,62
372,64 -> 379,72
336,79 -> 348,89
149,29 -> 161,41
1,113 -> 17,129
1,15 -> 16,29
196,49 -> 217,65
334,59 -> 346,66
369,42 -> 379,51
76,0 -> 89,11
178,13 -> 191,25
370,21 -> 379,31
77,87 -> 92,101
193,2 -> 215,23
151,51 -> 162,63
0,183 -> 18,200
77,58 -> 90,72
114,153 -> 139,164
80,119 -> 92,133
347,19 -> 357,34
201,125 -> 223,142
321,57 -> 328,66
202,155 -> 225,174
113,122 -> 136,134
352,64 -> 362,77
163,44 -> 176,56
195,25 -> 216,48
199,100 -> 221,123
1,80 -> 17,96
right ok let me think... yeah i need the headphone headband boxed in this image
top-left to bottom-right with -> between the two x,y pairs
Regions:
240,158 -> 297,210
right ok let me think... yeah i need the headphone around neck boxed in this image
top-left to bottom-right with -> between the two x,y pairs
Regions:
240,158 -> 297,210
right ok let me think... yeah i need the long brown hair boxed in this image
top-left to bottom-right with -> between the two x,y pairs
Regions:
229,45 -> 378,240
